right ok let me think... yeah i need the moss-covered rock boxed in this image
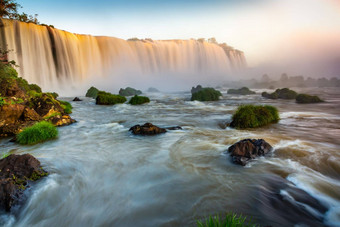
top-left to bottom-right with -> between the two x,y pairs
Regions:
96,91 -> 127,105
262,88 -> 297,100
85,86 -> 99,98
191,85 -> 203,94
227,87 -> 256,95
0,154 -> 48,211
119,87 -> 142,96
230,105 -> 279,129
191,88 -> 222,101
296,94 -> 323,104
0,64 -> 75,137
129,95 -> 150,105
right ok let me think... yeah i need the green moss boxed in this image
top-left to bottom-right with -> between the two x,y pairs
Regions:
227,87 -> 256,95
191,88 -> 222,101
119,87 -> 142,96
128,95 -> 150,105
43,112 -> 61,120
46,92 -> 59,99
262,88 -> 297,100
29,84 -> 42,93
59,100 -> 72,114
230,105 -> 279,129
296,94 -> 323,104
96,91 -> 127,105
0,96 -> 5,106
16,121 -> 58,145
29,170 -> 49,181
85,86 -> 99,98
197,213 -> 257,227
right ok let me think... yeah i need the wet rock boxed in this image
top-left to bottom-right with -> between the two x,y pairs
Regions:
228,139 -> 272,166
165,126 -> 182,130
254,175 -> 327,226
0,154 -> 48,211
129,123 -> 167,135
0,104 -> 25,126
191,85 -> 203,94
50,115 -> 76,126
72,97 -> 82,101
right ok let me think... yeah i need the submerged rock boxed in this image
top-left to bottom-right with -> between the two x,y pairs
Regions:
227,139 -> 272,166
165,126 -> 182,130
72,97 -> 82,101
129,123 -> 166,135
0,154 -> 48,211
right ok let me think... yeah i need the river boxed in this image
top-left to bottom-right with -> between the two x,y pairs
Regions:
0,87 -> 339,226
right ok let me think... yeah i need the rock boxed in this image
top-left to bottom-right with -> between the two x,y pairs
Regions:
227,139 -> 272,166
0,154 -> 48,211
129,123 -> 167,135
191,87 -> 222,101
50,115 -> 76,126
191,85 -> 203,94
296,94 -> 323,104
0,104 -> 25,126
22,107 -> 42,121
147,87 -> 160,92
72,97 -> 82,101
119,87 -> 142,96
85,86 -> 99,99
165,126 -> 182,130
227,87 -> 256,95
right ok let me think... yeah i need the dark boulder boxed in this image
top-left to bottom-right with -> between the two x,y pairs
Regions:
129,123 -> 167,135
227,139 -> 272,166
0,154 -> 48,211
165,126 -> 182,130
72,97 -> 82,101
191,85 -> 203,94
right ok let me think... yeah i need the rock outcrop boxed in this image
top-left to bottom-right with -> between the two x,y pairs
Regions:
129,123 -> 166,135
228,139 -> 273,166
0,154 -> 48,211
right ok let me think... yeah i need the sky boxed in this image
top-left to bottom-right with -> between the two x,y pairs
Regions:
18,0 -> 340,77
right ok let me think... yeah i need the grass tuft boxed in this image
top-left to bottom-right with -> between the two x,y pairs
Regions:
17,121 -> 58,145
59,100 -> 72,114
197,213 -> 257,227
96,91 -> 127,105
191,88 -> 222,101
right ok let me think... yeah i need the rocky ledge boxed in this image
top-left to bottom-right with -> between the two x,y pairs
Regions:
0,154 -> 48,211
0,63 -> 75,137
227,139 -> 273,166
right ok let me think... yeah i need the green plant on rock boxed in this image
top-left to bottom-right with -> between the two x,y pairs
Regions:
96,91 -> 127,105
191,87 -> 222,101
128,95 -> 150,105
28,83 -> 42,93
0,96 -> 5,106
85,86 -> 99,98
296,94 -> 323,104
230,104 -> 279,129
59,100 -> 72,114
16,121 -> 58,145
197,213 -> 257,227
227,87 -> 256,95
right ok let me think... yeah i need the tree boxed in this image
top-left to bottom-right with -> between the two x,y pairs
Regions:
0,0 -> 39,24
0,0 -> 20,18
208,37 -> 217,44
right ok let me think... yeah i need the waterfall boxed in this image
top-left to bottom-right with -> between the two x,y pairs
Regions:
0,19 -> 246,94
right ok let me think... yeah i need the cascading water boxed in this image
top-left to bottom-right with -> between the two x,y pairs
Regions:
0,19 -> 246,94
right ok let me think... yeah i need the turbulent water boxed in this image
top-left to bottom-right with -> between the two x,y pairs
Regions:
0,19 -> 246,94
0,87 -> 339,226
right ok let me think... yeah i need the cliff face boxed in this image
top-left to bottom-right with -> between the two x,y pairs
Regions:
0,19 -> 246,90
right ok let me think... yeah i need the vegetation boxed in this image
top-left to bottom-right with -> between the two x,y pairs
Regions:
191,87 -> 222,101
227,87 -> 256,95
85,86 -> 99,98
28,83 -> 41,93
59,100 -> 72,114
16,121 -> 58,145
96,91 -> 127,105
262,88 -> 297,100
119,87 -> 142,96
296,94 -> 323,104
128,95 -> 150,105
230,105 -> 279,129
0,0 -> 40,24
46,92 -> 58,99
197,213 -> 256,227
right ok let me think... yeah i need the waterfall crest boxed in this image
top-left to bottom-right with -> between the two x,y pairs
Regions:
0,19 -> 246,92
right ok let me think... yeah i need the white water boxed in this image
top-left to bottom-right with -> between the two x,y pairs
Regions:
0,19 -> 246,94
